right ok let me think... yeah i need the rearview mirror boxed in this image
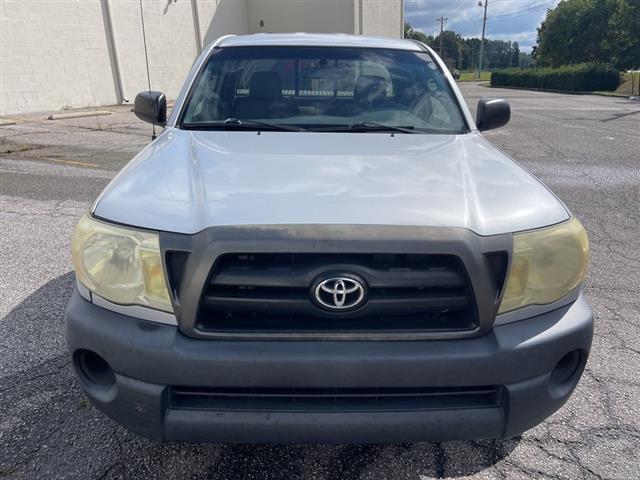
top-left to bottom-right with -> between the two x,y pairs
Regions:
476,98 -> 510,131
134,91 -> 167,126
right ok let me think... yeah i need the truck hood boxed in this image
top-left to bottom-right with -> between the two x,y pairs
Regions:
93,129 -> 569,236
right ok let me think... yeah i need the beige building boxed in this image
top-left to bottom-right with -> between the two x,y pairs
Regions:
0,0 -> 404,115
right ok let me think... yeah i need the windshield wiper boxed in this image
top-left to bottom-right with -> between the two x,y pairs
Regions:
313,121 -> 416,134
350,121 -> 416,134
182,118 -> 306,132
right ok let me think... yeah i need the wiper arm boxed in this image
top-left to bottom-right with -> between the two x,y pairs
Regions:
181,118 -> 306,132
223,118 -> 306,132
348,121 -> 416,134
311,122 -> 416,134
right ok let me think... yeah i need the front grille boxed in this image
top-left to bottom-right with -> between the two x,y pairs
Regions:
196,253 -> 478,335
166,251 -> 189,299
169,385 -> 502,412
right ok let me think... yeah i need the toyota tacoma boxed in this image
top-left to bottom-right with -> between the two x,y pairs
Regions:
66,33 -> 593,443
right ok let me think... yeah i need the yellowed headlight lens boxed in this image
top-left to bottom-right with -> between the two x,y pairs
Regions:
499,217 -> 588,314
71,214 -> 172,312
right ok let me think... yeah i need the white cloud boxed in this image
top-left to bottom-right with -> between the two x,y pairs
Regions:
405,1 -> 480,36
405,0 -> 560,51
489,30 -> 536,41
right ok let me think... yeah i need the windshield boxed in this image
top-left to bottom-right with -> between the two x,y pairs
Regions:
180,47 -> 467,134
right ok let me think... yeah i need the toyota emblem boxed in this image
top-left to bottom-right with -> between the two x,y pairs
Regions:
313,276 -> 366,311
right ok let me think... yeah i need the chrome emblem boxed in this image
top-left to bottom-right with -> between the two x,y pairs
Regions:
314,276 -> 366,310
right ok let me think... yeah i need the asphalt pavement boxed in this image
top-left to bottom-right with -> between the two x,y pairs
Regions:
1,83 -> 639,479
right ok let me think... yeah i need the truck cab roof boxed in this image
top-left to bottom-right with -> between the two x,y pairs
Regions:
216,33 -> 424,51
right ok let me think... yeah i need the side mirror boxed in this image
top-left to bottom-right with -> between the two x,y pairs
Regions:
134,91 -> 167,126
476,98 -> 510,131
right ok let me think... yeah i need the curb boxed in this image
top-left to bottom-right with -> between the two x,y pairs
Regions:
0,118 -> 20,126
481,84 -> 631,98
47,110 -> 112,121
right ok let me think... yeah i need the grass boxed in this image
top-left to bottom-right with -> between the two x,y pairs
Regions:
612,72 -> 640,96
458,71 -> 491,82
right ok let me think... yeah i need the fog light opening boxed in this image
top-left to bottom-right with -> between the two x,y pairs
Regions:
76,349 -> 116,386
549,349 -> 585,398
73,349 -> 118,403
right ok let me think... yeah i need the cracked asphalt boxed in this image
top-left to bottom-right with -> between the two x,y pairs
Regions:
1,83 -> 639,479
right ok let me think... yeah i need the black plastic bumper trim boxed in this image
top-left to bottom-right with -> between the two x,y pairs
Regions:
65,289 -> 594,443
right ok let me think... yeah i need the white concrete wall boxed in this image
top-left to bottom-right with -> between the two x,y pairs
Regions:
0,0 -> 118,115
107,0 -> 198,103
199,0 -> 249,48
246,0 -> 354,35
359,0 -> 403,38
1,0 -> 402,115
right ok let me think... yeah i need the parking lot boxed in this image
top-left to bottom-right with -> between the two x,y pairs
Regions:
1,82 -> 639,479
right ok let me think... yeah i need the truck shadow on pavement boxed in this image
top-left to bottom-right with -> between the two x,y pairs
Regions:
0,273 -> 519,480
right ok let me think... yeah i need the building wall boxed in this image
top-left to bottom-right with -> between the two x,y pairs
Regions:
360,0 -> 403,38
199,0 -> 249,48
245,0 -> 355,35
1,0 -> 402,115
107,0 -> 198,104
0,0 -> 118,115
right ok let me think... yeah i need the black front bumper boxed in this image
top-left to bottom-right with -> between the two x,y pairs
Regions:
65,289 -> 593,443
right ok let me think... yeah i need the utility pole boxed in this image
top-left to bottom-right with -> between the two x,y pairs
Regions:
477,0 -> 489,79
436,16 -> 447,57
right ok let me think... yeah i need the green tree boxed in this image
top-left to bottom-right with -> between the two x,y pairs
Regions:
511,42 -> 521,67
463,38 -> 481,70
534,0 -> 637,69
604,0 -> 640,69
402,22 -> 534,71
519,52 -> 534,68
484,40 -> 515,69
436,30 -> 465,68
404,22 -> 415,39
404,22 -> 434,47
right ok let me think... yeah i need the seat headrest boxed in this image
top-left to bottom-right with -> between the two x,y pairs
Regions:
249,71 -> 283,99
354,75 -> 387,104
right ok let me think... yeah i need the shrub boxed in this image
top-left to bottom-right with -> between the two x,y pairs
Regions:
491,63 -> 620,92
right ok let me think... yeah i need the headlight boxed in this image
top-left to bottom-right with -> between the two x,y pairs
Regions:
499,217 -> 588,314
71,214 -> 172,312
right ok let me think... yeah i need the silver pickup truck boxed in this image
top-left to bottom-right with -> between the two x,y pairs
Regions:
65,33 -> 593,444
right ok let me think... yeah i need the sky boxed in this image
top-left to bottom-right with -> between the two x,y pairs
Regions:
404,0 -> 561,52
